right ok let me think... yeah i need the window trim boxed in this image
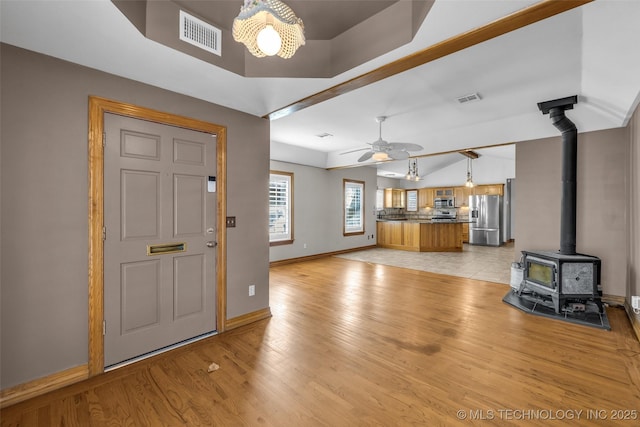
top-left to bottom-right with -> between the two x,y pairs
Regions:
269,170 -> 294,246
343,179 -> 365,236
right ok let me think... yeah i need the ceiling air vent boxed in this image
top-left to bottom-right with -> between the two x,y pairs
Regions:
457,93 -> 482,104
179,10 -> 221,56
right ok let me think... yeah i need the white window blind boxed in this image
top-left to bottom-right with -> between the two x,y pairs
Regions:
344,180 -> 364,234
269,172 -> 292,243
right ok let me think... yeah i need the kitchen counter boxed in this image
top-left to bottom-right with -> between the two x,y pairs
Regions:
376,220 -> 465,252
377,219 -> 475,224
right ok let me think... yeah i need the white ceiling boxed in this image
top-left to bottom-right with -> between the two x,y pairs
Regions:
2,0 -> 640,178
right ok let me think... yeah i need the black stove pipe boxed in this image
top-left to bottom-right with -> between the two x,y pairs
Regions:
537,96 -> 578,255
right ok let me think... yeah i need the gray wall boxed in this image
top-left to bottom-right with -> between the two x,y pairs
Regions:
269,161 -> 378,262
514,126 -> 629,298
376,176 -> 401,190
0,44 -> 270,389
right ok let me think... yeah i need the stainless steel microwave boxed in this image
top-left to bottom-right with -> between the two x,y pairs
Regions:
434,197 -> 455,208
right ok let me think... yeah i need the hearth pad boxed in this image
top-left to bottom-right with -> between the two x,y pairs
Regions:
502,290 -> 610,330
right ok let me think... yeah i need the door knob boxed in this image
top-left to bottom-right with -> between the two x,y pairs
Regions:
206,241 -> 217,248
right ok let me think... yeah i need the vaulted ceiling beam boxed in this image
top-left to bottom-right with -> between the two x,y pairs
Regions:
265,0 -> 593,121
459,150 -> 480,159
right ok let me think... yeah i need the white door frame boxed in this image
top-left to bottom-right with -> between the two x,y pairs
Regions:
88,96 -> 227,376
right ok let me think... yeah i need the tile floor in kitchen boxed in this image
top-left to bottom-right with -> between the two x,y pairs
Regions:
335,242 -> 516,285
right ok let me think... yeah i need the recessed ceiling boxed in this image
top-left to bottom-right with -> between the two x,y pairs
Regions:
114,0 -> 433,78
173,0 -> 399,40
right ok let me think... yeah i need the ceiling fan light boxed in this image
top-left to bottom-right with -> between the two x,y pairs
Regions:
372,152 -> 389,161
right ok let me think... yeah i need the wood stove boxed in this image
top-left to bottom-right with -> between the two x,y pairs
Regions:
514,96 -> 604,316
521,250 -> 602,314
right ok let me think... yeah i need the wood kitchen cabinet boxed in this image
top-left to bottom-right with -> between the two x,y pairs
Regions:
383,188 -> 406,208
410,185 -> 505,210
454,186 -> 472,207
418,188 -> 434,208
434,188 -> 454,197
474,184 -> 504,196
376,221 -> 420,250
462,223 -> 469,242
377,221 -> 462,252
393,190 -> 406,208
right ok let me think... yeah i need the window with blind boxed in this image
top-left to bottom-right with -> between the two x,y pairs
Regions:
344,179 -> 365,235
269,171 -> 293,245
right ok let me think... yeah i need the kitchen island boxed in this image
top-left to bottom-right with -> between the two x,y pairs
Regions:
376,220 -> 467,252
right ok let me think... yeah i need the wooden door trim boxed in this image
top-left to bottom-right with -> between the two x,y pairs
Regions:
88,96 -> 227,377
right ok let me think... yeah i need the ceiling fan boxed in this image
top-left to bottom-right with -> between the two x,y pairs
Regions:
341,116 -> 423,162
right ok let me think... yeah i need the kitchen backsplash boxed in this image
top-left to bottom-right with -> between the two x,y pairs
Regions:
377,206 -> 470,221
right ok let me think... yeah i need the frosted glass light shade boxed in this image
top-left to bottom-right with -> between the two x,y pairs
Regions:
372,152 -> 390,161
257,25 -> 282,56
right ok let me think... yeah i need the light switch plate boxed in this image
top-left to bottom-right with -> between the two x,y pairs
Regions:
226,216 -> 236,227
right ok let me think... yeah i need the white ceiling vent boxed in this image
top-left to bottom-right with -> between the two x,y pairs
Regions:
457,93 -> 482,104
179,10 -> 221,56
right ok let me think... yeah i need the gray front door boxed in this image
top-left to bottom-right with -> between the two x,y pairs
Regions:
103,113 -> 217,367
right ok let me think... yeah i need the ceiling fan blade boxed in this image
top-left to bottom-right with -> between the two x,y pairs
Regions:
341,146 -> 370,155
357,151 -> 374,162
388,142 -> 423,151
388,150 -> 409,160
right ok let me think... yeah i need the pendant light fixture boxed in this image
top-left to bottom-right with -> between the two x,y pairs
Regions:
232,0 -> 305,59
465,157 -> 475,187
405,159 -> 421,181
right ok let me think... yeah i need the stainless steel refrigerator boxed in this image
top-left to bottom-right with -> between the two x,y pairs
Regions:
469,195 -> 503,246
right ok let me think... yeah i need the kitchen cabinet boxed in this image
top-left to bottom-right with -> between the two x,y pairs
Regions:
454,186 -> 472,207
377,221 -> 420,250
420,222 -> 463,252
474,184 -> 504,196
418,188 -> 434,208
462,223 -> 469,243
383,188 -> 405,208
434,188 -> 454,197
411,185 -> 504,209
377,220 -> 463,252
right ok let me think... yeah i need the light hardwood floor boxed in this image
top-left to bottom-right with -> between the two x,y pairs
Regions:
2,257 -> 640,426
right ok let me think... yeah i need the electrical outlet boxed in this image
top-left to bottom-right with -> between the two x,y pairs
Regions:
632,296 -> 640,310
303,243 -> 307,249
248,285 -> 255,297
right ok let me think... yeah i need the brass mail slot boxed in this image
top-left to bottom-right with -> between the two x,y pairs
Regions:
147,242 -> 186,256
